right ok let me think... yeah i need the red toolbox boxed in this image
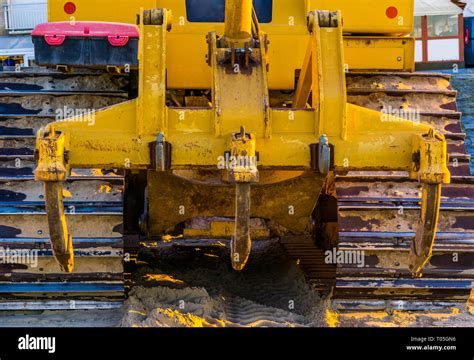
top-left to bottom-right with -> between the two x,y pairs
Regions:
32,21 -> 139,68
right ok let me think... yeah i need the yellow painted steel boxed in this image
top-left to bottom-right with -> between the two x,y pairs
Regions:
36,4 -> 448,274
344,37 -> 415,71
49,0 -> 414,34
48,0 -> 158,24
411,130 -> 451,185
313,11 -> 347,140
48,0 -> 415,89
307,0 -> 414,35
44,182 -> 74,273
409,183 -> 442,274
228,129 -> 259,183
35,128 -> 69,182
35,8 -> 446,173
208,32 -> 270,139
224,0 -> 253,44
183,221 -> 270,239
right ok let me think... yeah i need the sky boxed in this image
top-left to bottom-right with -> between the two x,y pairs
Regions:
464,1 -> 474,16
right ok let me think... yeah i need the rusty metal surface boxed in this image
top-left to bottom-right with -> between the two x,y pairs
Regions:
280,235 -> 336,294
147,170 -> 326,236
0,70 -> 127,308
334,172 -> 474,308
280,71 -> 474,310
231,183 -> 252,271
346,72 -> 453,91
44,182 -> 75,272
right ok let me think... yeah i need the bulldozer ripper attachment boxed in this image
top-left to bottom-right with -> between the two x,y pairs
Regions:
33,7 -> 450,278
409,183 -> 442,275
229,126 -> 258,270
44,182 -> 74,273
326,70 -> 474,310
145,171 -> 326,238
0,69 -> 127,308
232,183 -> 252,271
409,129 -> 450,275
35,128 -> 74,272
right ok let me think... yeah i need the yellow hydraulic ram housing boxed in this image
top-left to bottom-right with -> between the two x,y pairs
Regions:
35,2 -> 449,274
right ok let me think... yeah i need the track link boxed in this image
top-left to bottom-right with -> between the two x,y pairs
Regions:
282,72 -> 474,312
0,70 -> 128,310
329,72 -> 474,311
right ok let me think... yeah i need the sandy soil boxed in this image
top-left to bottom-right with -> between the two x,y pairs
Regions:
120,240 -> 327,327
1,240 -> 473,328
334,306 -> 474,328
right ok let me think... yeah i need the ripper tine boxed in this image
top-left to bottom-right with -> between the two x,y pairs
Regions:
409,183 -> 442,275
44,182 -> 74,272
231,183 -> 252,270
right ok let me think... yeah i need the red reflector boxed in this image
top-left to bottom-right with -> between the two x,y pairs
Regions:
44,34 -> 66,46
466,28 -> 470,46
64,2 -> 76,15
386,6 -> 398,19
108,35 -> 130,47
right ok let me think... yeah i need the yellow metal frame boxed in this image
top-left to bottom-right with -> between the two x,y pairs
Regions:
36,8 -> 447,174
36,5 -> 447,274
50,0 -> 415,35
48,0 -> 416,89
344,37 -> 415,71
308,0 -> 414,35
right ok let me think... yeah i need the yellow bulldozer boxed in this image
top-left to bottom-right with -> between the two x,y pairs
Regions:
0,0 -> 472,312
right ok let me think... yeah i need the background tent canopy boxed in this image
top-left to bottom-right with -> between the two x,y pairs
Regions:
415,0 -> 463,16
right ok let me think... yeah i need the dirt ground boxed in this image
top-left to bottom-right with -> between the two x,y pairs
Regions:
1,240 -> 473,328
120,240 -> 327,327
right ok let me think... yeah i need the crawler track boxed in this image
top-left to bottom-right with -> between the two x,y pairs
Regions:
333,175 -> 474,311
3,69 -> 473,313
335,72 -> 473,310
0,70 -> 129,310
283,72 -> 474,311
